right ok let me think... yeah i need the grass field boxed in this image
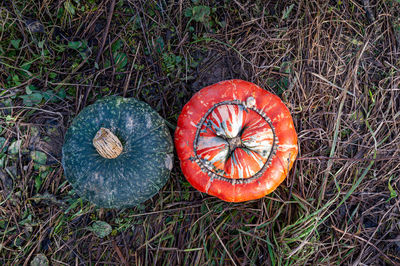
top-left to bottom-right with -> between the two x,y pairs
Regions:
1,0 -> 400,265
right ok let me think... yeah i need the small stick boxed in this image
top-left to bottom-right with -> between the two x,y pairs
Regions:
112,241 -> 128,265
123,42 -> 141,97
95,0 -> 116,66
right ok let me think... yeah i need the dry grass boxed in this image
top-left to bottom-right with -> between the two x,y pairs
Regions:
1,0 -> 400,265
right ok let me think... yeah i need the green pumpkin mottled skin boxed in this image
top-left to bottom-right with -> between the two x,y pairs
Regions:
62,96 -> 174,208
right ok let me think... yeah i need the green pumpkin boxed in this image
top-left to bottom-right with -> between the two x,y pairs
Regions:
62,96 -> 173,208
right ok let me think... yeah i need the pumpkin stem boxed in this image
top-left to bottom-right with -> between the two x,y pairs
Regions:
227,136 -> 243,154
93,128 -> 123,159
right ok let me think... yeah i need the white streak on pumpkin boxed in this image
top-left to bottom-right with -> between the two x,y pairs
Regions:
272,113 -> 285,123
126,116 -> 134,130
205,176 -> 214,193
145,114 -> 152,128
212,105 -> 243,138
277,144 -> 298,152
165,154 -> 173,170
197,136 -> 226,149
263,102 -> 278,113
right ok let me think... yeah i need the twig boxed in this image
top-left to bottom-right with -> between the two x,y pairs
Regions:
311,73 -> 355,97
213,228 -> 237,266
95,0 -> 116,66
112,241 -> 128,265
123,42 -> 141,97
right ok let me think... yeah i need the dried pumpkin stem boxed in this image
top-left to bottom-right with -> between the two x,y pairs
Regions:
227,136 -> 243,153
93,128 -> 123,159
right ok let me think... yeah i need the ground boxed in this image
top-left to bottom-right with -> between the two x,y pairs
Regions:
1,0 -> 400,265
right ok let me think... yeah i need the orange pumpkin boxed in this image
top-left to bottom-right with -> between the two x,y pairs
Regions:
175,79 -> 298,202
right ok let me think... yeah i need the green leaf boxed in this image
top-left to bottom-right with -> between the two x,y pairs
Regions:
57,89 -> 66,99
388,176 -> 398,200
0,137 -> 6,153
279,76 -> 289,90
31,151 -> 47,165
21,62 -> 32,71
68,40 -> 89,59
49,72 -> 57,79
12,75 -> 21,86
38,40 -> 45,49
11,39 -> 21,49
111,39 -> 123,52
0,155 -> 5,168
35,174 -> 43,192
19,93 -> 43,107
64,1 -> 76,16
191,6 -> 211,23
68,41 -> 84,50
30,253 -> 49,266
280,61 -> 292,74
155,37 -> 165,53
114,52 -> 128,71
20,63 -> 33,78
88,221 -> 112,238
42,91 -> 58,102
104,59 -> 110,68
184,8 -> 193,18
31,192 -> 66,206
8,140 -> 22,155
282,4 -> 295,20
350,38 -> 363,46
25,85 -> 36,95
